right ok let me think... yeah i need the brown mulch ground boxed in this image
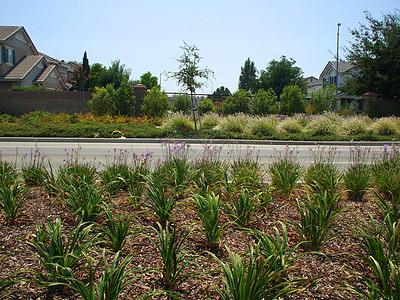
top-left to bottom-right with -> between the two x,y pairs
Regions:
0,185 -> 376,299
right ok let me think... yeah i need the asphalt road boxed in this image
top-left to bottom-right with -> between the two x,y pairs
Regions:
0,138 -> 392,170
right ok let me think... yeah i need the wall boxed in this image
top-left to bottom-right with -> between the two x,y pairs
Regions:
0,90 -> 92,116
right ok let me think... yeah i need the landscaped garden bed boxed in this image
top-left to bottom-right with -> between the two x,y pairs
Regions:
0,141 -> 399,299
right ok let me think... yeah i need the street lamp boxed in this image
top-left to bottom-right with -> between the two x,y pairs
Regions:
336,23 -> 341,111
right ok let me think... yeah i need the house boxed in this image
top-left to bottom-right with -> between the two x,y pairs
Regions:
306,61 -> 363,111
304,76 -> 322,96
0,26 -> 77,90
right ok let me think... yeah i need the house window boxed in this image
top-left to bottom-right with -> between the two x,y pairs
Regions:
2,47 -> 15,66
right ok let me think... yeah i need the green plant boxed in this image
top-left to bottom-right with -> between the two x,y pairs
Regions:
0,253 -> 23,299
304,113 -> 339,136
222,90 -> 251,115
172,93 -> 192,114
293,190 -> 343,251
223,189 -> 258,228
61,177 -> 108,223
141,86 -> 170,118
192,192 -> 226,248
20,147 -> 48,186
250,223 -> 299,274
98,211 -> 133,254
371,144 -> 400,200
198,98 -> 215,115
0,179 -> 28,225
339,115 -> 371,136
27,219 -> 99,293
277,117 -> 303,134
307,84 -> 336,114
163,112 -> 195,132
209,245 -> 303,300
268,147 -> 302,199
247,117 -> 276,137
70,251 -> 139,300
279,85 -> 306,115
99,148 -> 132,196
149,223 -> 193,290
343,164 -> 371,201
200,112 -> 219,129
303,163 -> 341,196
219,114 -> 248,133
251,88 -> 279,115
370,117 -> 399,136
144,174 -> 177,228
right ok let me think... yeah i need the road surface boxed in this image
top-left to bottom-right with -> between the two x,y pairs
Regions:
0,138 -> 390,170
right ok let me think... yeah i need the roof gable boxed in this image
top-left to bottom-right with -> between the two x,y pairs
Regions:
35,65 -> 67,89
0,26 -> 38,54
319,61 -> 354,79
3,55 -> 46,80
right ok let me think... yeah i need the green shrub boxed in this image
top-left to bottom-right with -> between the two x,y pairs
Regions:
219,114 -> 249,133
88,84 -> 116,116
163,112 -> 194,132
172,93 -> 192,114
200,112 -> 219,129
339,115 -> 371,136
141,87 -> 170,118
222,89 -> 250,115
304,113 -> 339,136
370,117 -> 399,136
197,97 -> 215,115
251,88 -> 279,115
246,117 -> 276,137
277,117 -> 303,134
10,85 -> 49,91
307,85 -> 336,114
279,85 -> 306,115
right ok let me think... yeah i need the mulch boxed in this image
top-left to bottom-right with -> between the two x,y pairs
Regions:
0,185 -> 377,299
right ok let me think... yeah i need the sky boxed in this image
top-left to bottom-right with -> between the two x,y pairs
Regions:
2,0 -> 399,94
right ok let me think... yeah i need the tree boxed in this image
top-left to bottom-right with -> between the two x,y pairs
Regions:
255,56 -> 305,98
279,85 -> 306,115
210,86 -> 231,101
141,87 -> 170,118
88,63 -> 106,90
172,94 -> 192,114
307,85 -> 336,114
222,89 -> 251,115
68,66 -> 90,91
101,60 -> 131,89
169,42 -> 214,129
345,10 -> 400,99
140,72 -> 159,90
114,78 -> 136,116
82,51 -> 90,91
238,58 -> 257,92
251,88 -> 279,115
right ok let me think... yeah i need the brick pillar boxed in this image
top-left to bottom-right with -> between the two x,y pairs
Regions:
133,84 -> 146,116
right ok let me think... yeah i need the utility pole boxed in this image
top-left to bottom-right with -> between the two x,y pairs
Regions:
336,23 -> 341,111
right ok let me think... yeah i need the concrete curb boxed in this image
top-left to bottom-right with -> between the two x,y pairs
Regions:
0,136 -> 398,147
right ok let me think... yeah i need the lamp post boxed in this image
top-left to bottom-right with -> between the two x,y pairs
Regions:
336,23 -> 341,111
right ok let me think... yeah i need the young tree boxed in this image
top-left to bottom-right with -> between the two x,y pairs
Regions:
102,60 -> 131,89
238,58 -> 257,92
140,72 -> 159,90
197,98 -> 215,115
88,84 -> 115,115
251,88 -> 279,115
88,63 -> 106,90
279,85 -> 306,115
345,10 -> 400,99
169,42 -> 214,129
255,56 -> 305,98
114,78 -> 136,116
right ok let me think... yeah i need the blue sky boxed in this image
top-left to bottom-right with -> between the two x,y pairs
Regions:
2,0 -> 399,93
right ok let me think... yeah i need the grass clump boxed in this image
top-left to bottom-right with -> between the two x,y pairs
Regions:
370,117 -> 400,136
163,112 -> 195,132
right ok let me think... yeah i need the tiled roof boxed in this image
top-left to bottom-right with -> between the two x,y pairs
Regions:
329,61 -> 354,72
0,26 -> 22,42
4,55 -> 44,80
35,65 -> 56,82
